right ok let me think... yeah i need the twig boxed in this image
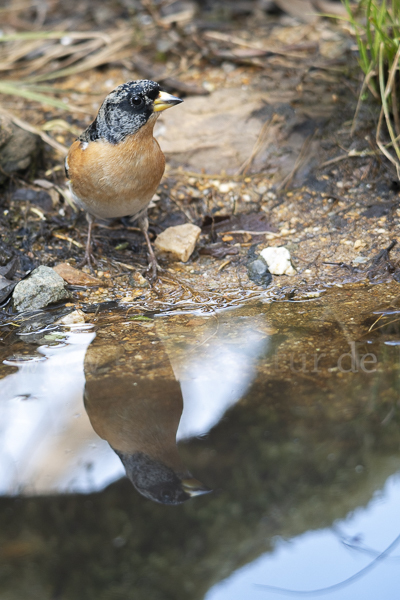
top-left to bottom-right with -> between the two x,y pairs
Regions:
112,260 -> 139,271
218,259 -> 232,272
26,31 -> 131,83
30,207 -> 46,220
203,31 -> 317,60
319,148 -> 376,168
222,229 -> 291,238
368,313 -> 384,333
17,38 -> 105,79
166,168 -> 253,180
52,233 -> 83,248
96,224 -> 141,232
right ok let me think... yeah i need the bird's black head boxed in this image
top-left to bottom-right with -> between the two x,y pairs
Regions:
81,79 -> 182,144
115,450 -> 211,505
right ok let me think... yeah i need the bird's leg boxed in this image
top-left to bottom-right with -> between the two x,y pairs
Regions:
138,214 -> 160,280
77,213 -> 98,273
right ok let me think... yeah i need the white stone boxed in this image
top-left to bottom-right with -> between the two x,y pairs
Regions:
218,182 -> 237,193
154,223 -> 201,262
260,246 -> 296,276
57,309 -> 86,326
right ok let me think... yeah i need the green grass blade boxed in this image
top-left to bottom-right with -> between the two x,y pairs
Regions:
378,43 -> 400,162
0,82 -> 71,110
0,31 -> 109,42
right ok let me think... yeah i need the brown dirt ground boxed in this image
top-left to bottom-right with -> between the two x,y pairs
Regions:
0,1 -> 399,313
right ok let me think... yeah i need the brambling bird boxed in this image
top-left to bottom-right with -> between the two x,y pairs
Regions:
65,79 -> 183,277
84,370 -> 210,505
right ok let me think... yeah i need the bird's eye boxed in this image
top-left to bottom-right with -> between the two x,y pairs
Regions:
130,95 -> 144,107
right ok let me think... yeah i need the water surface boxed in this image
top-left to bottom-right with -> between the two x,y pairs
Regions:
1,282 -> 400,599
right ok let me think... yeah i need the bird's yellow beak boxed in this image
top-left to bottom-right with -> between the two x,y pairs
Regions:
181,477 -> 212,497
153,90 -> 183,112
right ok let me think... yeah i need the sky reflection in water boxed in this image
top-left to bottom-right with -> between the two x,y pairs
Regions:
206,474 -> 400,600
0,295 -> 400,598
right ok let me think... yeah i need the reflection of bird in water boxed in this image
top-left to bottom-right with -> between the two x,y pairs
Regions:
84,351 -> 210,504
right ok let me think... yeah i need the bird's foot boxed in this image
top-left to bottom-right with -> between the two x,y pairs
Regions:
77,250 -> 99,274
145,254 -> 163,282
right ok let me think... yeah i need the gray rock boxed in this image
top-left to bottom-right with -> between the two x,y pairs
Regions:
12,266 -> 72,312
247,256 -> 272,287
0,115 -> 41,183
0,275 -> 17,303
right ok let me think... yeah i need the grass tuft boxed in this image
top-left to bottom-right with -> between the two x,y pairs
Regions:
342,0 -> 400,174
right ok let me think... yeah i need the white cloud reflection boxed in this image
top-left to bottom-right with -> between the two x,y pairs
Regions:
0,312 -> 270,495
0,328 -> 123,495
174,319 -> 269,440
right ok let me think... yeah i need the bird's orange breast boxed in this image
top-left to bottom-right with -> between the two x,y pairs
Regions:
66,119 -> 165,220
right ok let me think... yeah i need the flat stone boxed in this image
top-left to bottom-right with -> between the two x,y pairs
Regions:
154,224 -> 201,262
156,87 -> 327,182
12,266 -> 72,312
53,263 -> 105,287
260,246 -> 296,276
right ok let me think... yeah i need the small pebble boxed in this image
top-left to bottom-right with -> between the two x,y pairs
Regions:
217,182 -> 236,193
260,247 -> 296,276
247,256 -> 272,287
130,272 -> 149,288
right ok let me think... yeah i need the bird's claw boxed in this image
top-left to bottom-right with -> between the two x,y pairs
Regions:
77,251 -> 99,275
145,256 -> 163,282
